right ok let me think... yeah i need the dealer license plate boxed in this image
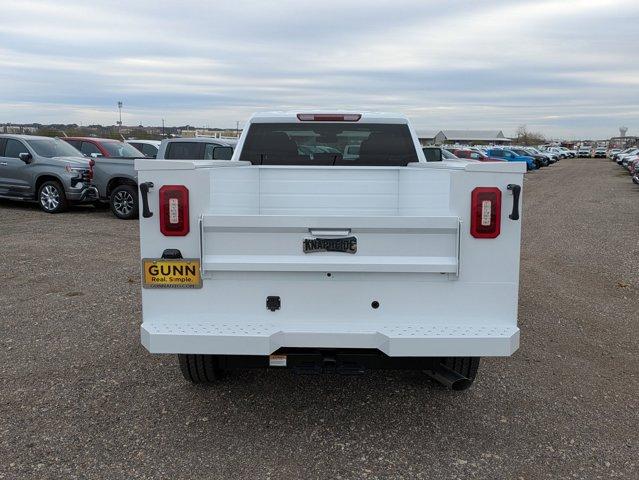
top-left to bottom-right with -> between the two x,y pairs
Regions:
142,258 -> 202,289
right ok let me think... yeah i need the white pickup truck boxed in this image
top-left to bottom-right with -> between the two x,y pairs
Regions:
136,112 -> 525,390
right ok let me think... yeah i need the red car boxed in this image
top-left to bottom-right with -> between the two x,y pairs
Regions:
453,149 -> 503,162
62,137 -> 143,159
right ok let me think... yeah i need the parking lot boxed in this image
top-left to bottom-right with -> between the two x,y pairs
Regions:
0,158 -> 637,479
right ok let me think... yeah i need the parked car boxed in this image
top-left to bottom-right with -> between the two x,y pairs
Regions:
593,147 -> 607,158
84,137 -> 237,219
524,147 -> 556,164
621,154 -> 638,169
617,148 -> 639,165
157,137 -> 236,160
612,147 -> 635,162
485,148 -> 537,170
62,137 -> 144,159
510,148 -> 547,167
558,147 -> 576,158
631,159 -> 639,184
541,146 -> 567,159
126,140 -> 161,158
577,146 -> 592,158
422,147 -> 465,162
452,149 -> 503,162
0,134 -> 97,213
63,137 -> 147,219
608,148 -> 621,158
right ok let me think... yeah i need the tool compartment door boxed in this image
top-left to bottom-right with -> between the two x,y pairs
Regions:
200,215 -> 460,274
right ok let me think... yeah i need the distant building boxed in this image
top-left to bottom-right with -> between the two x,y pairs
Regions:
2,124 -> 38,134
179,128 -> 241,138
415,130 -> 438,145
418,129 -> 512,146
609,136 -> 638,149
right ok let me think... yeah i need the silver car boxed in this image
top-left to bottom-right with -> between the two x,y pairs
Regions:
0,134 -> 98,213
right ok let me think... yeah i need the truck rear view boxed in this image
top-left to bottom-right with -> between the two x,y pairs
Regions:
136,112 -> 525,390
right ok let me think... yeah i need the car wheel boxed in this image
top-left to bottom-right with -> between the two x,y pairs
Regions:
38,180 -> 68,213
110,184 -> 138,220
178,354 -> 225,384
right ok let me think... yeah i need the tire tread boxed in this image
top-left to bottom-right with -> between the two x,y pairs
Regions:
178,354 -> 221,384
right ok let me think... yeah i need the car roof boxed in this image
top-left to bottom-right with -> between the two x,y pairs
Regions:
126,139 -> 161,145
0,134 -> 66,140
64,137 -> 124,142
164,137 -> 237,146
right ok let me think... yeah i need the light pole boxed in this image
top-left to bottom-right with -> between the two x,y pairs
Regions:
117,101 -> 123,133
162,118 -> 165,137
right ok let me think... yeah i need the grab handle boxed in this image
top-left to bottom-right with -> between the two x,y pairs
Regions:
507,184 -> 521,220
309,228 -> 351,237
139,182 -> 154,218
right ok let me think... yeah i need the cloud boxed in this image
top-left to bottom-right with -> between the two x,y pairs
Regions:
0,0 -> 637,138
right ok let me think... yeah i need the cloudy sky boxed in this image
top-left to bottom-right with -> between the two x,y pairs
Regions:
0,0 -> 638,138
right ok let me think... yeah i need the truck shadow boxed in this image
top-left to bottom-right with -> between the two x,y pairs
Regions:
150,368 -> 492,444
186,368 -> 471,414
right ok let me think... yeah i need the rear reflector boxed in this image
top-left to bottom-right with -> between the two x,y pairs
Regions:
297,113 -> 361,122
470,187 -> 501,238
159,185 -> 189,236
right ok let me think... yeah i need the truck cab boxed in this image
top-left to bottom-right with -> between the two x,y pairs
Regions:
136,112 -> 525,390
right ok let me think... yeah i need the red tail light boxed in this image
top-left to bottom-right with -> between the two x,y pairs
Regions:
297,113 -> 361,122
470,187 -> 501,238
159,185 -> 189,236
88,159 -> 95,180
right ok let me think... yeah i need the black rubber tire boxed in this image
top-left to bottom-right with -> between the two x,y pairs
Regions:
38,180 -> 68,213
438,357 -> 481,390
178,354 -> 223,384
109,184 -> 139,220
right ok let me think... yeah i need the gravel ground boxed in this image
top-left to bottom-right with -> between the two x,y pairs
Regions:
1,158 -> 637,479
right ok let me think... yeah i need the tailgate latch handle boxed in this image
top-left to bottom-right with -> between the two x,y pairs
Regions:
309,228 -> 351,237
507,184 -> 521,221
139,182 -> 154,218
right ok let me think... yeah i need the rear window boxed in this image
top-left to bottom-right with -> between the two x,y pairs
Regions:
141,143 -> 158,157
101,141 -> 143,158
240,123 -> 418,166
165,142 -> 232,160
165,142 -> 201,159
422,147 -> 443,162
